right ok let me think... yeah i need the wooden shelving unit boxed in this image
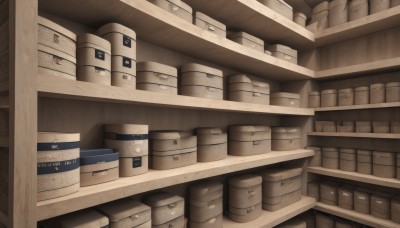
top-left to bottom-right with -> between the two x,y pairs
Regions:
37,149 -> 314,221
315,102 -> 400,112
314,203 -> 399,228
308,132 -> 400,139
183,0 -> 315,48
38,0 -> 314,82
308,167 -> 400,189
315,5 -> 400,46
223,196 -> 316,228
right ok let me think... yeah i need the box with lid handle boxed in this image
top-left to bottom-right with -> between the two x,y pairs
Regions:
97,198 -> 151,228
354,188 -> 370,214
322,147 -> 339,170
37,132 -> 80,201
261,168 -> 302,211
357,150 -> 372,175
105,124 -> 149,177
294,12 -> 307,27
195,128 -> 227,162
270,92 -> 300,107
228,74 -> 270,105
370,83 -> 385,104
77,33 -> 112,85
386,82 -> 400,102
371,193 -> 391,220
338,186 -> 353,210
228,174 -> 262,223
266,44 -> 298,64
194,12 -> 226,37
180,63 -> 223,100
96,23 -> 137,89
320,181 -> 339,206
373,151 -> 396,178
339,148 -> 356,172
228,125 -> 271,156
328,0 -> 349,27
271,127 -> 301,151
391,198 -> 400,223
349,0 -> 368,21
316,212 -> 334,228
338,88 -> 354,106
354,86 -> 369,105
307,146 -> 321,166
137,61 -> 178,95
337,121 -> 354,132
80,148 -> 119,187
143,192 -> 185,227
150,131 -> 197,170
56,209 -> 109,228
228,31 -> 264,52
321,89 -> 337,107
308,91 -> 320,108
307,182 -> 320,201
148,0 -> 193,23
257,0 -> 293,20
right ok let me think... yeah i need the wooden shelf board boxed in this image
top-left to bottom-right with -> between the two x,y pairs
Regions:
38,0 -> 314,81
37,74 -> 314,116
316,6 -> 400,46
0,137 -> 8,148
36,149 -> 314,221
315,102 -> 400,112
223,196 -> 316,228
314,203 -> 399,228
308,167 -> 400,189
0,96 -> 8,109
308,132 -> 400,139
183,0 -> 314,49
315,57 -> 400,80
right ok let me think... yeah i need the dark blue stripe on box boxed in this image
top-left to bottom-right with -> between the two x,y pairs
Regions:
80,148 -> 119,166
37,158 -> 80,175
37,141 -> 80,151
104,132 -> 148,141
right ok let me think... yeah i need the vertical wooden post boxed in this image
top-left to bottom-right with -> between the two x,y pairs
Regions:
8,0 -> 38,227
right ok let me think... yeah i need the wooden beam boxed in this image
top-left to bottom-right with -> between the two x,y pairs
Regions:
8,0 -> 38,227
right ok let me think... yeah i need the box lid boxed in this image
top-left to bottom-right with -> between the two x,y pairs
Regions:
77,33 -> 111,53
261,168 -> 302,181
229,125 -> 270,133
167,0 -> 192,13
96,23 -> 137,40
58,210 -> 109,227
386,82 -> 400,88
229,174 -> 262,188
321,181 -> 339,188
271,127 -> 300,134
194,11 -> 226,31
329,0 -> 348,8
150,131 -> 192,140
228,31 -> 264,46
308,91 -> 320,96
337,121 -> 354,126
143,192 -> 184,207
307,146 -> 321,151
322,147 -> 338,152
372,121 -> 389,126
38,44 -> 77,64
339,148 -> 355,154
357,150 -> 372,155
105,124 -> 148,134
356,121 -> 371,126
267,44 -> 297,57
355,86 -> 369,92
373,151 -> 396,158
97,199 -> 150,221
181,63 -> 222,77
321,89 -> 337,95
151,146 -> 196,156
195,128 -> 223,135
338,88 -> 353,93
37,132 -> 80,143
38,16 -> 77,41
294,12 -> 307,20
312,1 -> 329,14
80,148 -> 119,166
338,185 -> 354,193
370,83 -> 384,89
271,92 -> 300,99
190,181 -> 223,200
229,74 -> 269,87
137,61 -> 177,77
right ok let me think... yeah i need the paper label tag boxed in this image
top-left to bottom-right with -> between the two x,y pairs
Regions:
123,57 -> 132,68
95,49 -> 105,60
132,157 -> 142,168
123,35 -> 131,48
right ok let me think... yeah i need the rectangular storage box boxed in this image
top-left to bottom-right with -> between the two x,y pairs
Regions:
320,182 -> 338,206
316,212 -> 334,228
190,181 -> 223,223
105,124 -> 149,177
262,168 -> 302,211
97,198 -> 151,228
372,121 -> 390,133
371,193 -> 391,220
270,92 -> 300,107
355,86 -> 369,105
307,146 -> 321,166
229,125 -> 271,156
266,44 -> 298,64
315,121 -> 336,132
329,0 -> 349,27
373,151 -> 396,178
322,147 -> 339,170
229,175 -> 262,223
143,192 -> 184,226
354,189 -> 370,214
307,182 -> 320,201
38,44 -> 77,81
337,121 -> 354,132
308,91 -> 320,108
271,127 -> 301,151
386,82 -> 400,102
150,131 -> 197,170
56,210 -> 109,228
229,74 -> 270,105
194,11 -> 226,37
357,150 -> 372,175
180,63 -> 223,100
392,121 -> 400,133
137,61 -> 178,95
195,128 -> 227,162
349,0 -> 368,21
80,148 -> 119,187
257,0 -> 293,19
228,32 -> 264,52
339,148 -> 356,172
321,89 -> 337,107
392,198 -> 400,224
190,214 -> 223,228
148,0 -> 193,22
37,132 -> 80,201
356,121 -> 372,133
338,186 -> 353,210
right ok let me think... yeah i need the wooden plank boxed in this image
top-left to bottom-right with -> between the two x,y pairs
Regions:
224,196 -> 316,228
316,5 -> 400,46
183,0 -> 315,48
0,137 -> 7,148
37,74 -> 314,116
37,149 -> 314,221
314,203 -> 399,228
38,0 -> 314,81
308,167 -> 400,189
0,211 -> 7,227
315,102 -> 400,112
0,97 -> 8,109
8,0 -> 38,227
316,57 -> 400,80
0,80 -> 8,93
308,132 -> 400,139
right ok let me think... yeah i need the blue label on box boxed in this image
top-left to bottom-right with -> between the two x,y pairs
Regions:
37,141 -> 80,151
132,157 -> 142,168
37,158 -> 79,175
95,49 -> 105,60
105,132 -> 148,141
123,35 -> 131,48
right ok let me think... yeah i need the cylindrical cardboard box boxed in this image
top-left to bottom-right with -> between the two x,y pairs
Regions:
386,82 -> 400,102
308,91 -> 320,108
370,83 -> 385,104
294,12 -> 307,27
349,0 -> 368,21
370,0 -> 390,14
357,150 -> 372,175
339,148 -> 356,172
338,88 -> 354,106
329,0 -> 349,27
355,86 -> 369,105
321,89 -> 337,107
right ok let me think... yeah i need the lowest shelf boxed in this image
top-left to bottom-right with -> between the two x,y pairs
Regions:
37,74 -> 314,116
315,102 -> 400,112
308,167 -> 400,189
37,149 -> 314,221
224,196 -> 316,228
307,132 -> 400,139
315,203 -> 399,228
38,0 -> 314,81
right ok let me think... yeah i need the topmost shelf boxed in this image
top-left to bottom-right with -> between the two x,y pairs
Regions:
315,5 -> 400,46
183,0 -> 315,49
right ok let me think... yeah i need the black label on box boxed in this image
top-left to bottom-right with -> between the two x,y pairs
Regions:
123,35 -> 131,48
123,57 -> 132,68
95,49 -> 105,60
132,157 -> 142,168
